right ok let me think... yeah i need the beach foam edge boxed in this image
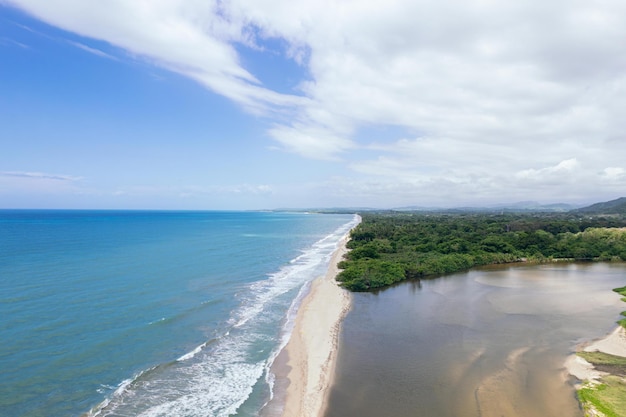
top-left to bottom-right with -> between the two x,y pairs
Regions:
277,232 -> 353,417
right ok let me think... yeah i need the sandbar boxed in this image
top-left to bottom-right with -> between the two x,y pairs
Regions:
565,325 -> 626,384
276,233 -> 352,417
583,325 -> 626,357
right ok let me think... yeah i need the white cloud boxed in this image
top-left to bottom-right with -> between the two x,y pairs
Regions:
5,0 -> 626,205
5,0 -> 306,114
0,171 -> 82,181
111,183 -> 273,198
66,40 -> 119,60
0,36 -> 30,48
0,171 -> 84,202
223,184 -> 273,195
601,167 -> 626,182
515,159 -> 580,181
268,124 -> 354,160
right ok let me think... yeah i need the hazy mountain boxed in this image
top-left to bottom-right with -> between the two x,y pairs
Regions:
574,197 -> 626,214
394,201 -> 580,213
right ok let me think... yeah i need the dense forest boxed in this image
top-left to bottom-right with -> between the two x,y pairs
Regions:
337,212 -> 626,291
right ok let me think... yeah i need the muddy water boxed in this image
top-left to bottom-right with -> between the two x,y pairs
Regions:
324,263 -> 626,417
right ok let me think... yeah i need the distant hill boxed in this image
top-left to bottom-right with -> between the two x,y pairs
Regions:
574,197 -> 626,214
395,201 -> 580,213
274,199 -> 626,215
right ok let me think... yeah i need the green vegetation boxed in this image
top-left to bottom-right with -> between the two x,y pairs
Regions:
578,352 -> 626,374
337,212 -> 626,291
578,376 -> 626,417
575,197 -> 626,215
335,207 -> 626,415
614,287 -> 626,329
576,346 -> 626,417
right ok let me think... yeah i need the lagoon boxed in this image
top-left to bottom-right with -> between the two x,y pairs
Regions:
325,263 -> 626,417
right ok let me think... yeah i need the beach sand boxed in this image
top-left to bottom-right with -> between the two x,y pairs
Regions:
583,325 -> 626,357
565,325 -> 626,384
276,234 -> 352,417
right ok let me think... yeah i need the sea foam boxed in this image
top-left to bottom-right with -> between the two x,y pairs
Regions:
88,215 -> 359,417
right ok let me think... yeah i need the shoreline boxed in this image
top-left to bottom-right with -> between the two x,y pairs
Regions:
565,326 -> 626,385
565,325 -> 626,415
270,232 -> 353,417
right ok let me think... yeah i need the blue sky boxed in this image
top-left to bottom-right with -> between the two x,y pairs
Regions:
2,1 -> 626,210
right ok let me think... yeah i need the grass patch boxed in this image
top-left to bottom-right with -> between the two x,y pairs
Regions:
614,286 -> 626,297
578,352 -> 626,367
614,286 -> 626,308
578,351 -> 626,376
577,286 -> 626,415
578,376 -> 626,417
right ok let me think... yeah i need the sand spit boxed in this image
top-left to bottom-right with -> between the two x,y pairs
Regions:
564,325 -> 626,416
566,326 -> 626,384
584,325 -> 626,357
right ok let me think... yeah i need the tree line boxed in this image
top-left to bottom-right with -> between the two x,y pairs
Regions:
337,212 -> 626,291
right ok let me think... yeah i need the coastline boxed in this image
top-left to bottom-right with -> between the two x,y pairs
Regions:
271,232 -> 352,417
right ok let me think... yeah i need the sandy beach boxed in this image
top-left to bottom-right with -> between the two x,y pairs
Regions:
276,232 -> 353,417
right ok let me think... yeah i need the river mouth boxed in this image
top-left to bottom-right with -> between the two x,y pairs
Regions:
324,262 -> 626,417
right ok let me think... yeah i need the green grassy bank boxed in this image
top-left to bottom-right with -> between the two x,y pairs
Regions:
575,287 -> 626,417
576,351 -> 626,417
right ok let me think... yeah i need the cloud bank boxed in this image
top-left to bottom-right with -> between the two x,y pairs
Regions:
5,0 -> 626,205
1,171 -> 82,181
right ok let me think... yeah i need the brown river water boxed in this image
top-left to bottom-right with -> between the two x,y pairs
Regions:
324,262 -> 626,417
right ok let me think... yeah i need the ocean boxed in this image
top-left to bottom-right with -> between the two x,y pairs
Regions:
0,210 -> 358,417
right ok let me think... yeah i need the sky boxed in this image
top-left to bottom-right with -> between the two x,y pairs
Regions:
1,0 -> 625,210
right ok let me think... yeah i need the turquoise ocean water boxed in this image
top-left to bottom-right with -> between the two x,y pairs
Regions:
0,210 -> 357,417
